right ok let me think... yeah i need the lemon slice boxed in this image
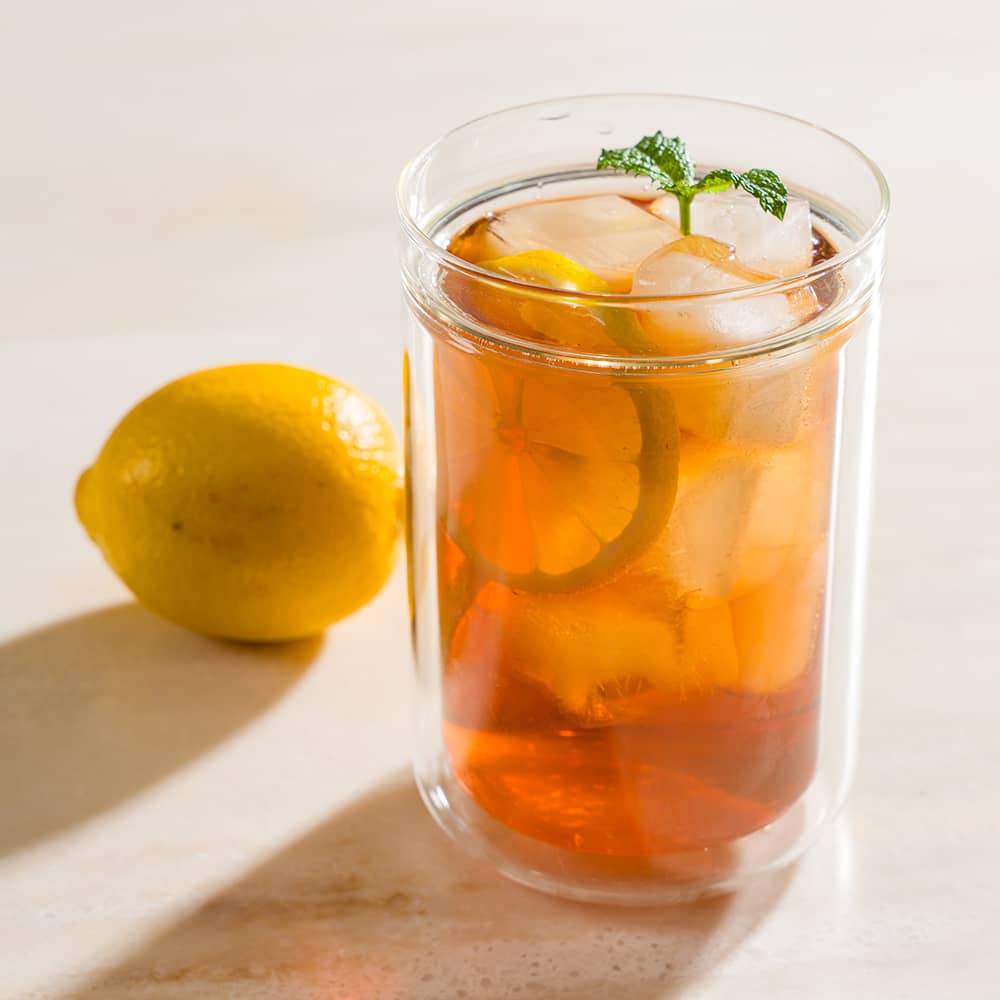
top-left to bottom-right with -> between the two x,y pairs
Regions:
482,249 -> 611,292
479,250 -> 651,355
436,254 -> 678,593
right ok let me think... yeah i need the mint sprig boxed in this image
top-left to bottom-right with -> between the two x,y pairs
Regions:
596,131 -> 788,235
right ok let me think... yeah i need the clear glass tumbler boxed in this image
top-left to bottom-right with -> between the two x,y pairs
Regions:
398,95 -> 888,903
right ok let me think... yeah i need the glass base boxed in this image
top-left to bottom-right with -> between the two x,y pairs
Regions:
415,754 -> 838,905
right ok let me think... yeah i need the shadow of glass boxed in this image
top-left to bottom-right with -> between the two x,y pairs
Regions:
0,603 -> 316,858
69,771 -> 792,999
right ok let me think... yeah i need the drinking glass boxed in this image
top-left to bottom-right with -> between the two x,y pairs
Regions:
398,95 -> 887,902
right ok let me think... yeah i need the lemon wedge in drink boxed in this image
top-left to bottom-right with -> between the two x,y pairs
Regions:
480,250 -> 651,355
436,252 -> 677,592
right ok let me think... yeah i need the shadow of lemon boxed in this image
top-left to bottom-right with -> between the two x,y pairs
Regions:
0,603 -> 317,857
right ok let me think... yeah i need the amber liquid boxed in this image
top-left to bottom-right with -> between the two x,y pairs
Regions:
430,194 -> 838,857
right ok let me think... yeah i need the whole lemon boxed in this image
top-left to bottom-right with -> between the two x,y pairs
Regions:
75,363 -> 402,642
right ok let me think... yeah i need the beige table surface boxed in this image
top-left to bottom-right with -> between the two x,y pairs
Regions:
2,2 -> 997,997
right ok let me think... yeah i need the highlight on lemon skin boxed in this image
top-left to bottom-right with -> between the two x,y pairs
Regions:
75,363 -> 402,642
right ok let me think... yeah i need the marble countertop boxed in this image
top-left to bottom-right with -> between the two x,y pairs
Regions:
2,2 -> 997,997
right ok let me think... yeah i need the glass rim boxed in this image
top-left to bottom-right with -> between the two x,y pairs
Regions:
397,93 -> 889,365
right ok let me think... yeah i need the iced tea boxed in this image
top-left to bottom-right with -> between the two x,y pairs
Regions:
428,187 -> 841,857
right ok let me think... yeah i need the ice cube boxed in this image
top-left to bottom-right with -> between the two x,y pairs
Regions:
679,600 -> 740,690
445,581 -> 565,731
650,189 -> 813,276
634,236 -> 817,355
730,542 -> 827,692
634,236 -> 821,444
479,195 -> 680,292
668,346 -> 839,448
669,543 -> 826,696
660,439 -> 824,602
495,579 -> 685,721
669,356 -> 805,446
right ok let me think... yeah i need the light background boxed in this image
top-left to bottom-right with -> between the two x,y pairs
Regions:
1,2 -> 997,997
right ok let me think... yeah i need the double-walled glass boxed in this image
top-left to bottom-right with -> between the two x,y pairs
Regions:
399,95 -> 887,903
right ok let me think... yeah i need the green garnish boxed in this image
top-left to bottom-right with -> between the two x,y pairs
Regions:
596,131 -> 788,236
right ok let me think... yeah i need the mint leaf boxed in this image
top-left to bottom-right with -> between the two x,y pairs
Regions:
596,135 -> 789,233
730,168 -> 787,221
694,168 -> 739,194
596,147 -> 677,192
695,167 -> 788,220
634,132 -> 695,187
